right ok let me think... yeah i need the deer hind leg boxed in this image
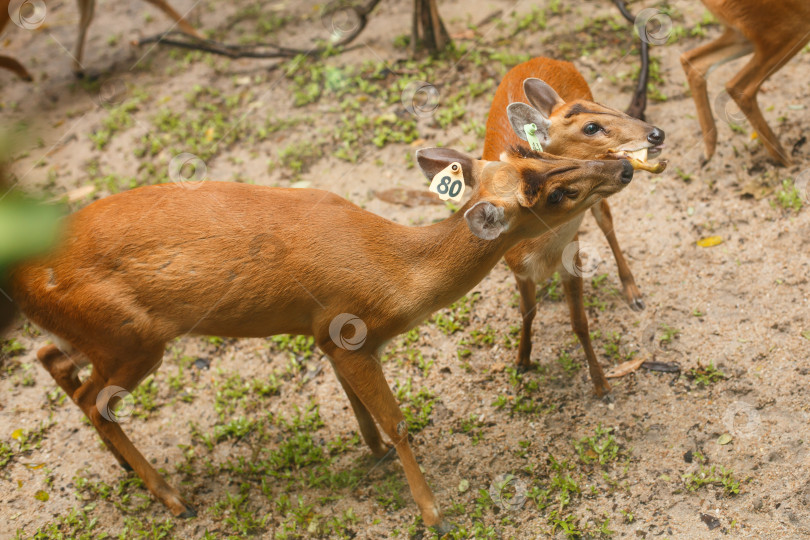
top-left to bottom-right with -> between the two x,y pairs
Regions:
680,28 -> 752,163
37,344 -> 132,471
560,264 -> 610,397
514,275 -> 537,370
69,344 -> 195,518
73,0 -> 95,75
142,0 -> 202,38
332,367 -> 391,459
726,38 -> 810,166
327,346 -> 447,531
590,199 -> 643,311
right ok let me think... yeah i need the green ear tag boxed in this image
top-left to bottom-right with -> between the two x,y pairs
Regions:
523,123 -> 543,152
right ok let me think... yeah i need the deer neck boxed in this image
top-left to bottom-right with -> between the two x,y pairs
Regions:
400,199 -> 518,318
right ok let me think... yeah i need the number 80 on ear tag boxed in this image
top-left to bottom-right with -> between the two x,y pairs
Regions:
429,162 -> 465,202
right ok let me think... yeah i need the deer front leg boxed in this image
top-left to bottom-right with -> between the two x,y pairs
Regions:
73,0 -> 95,76
331,366 -> 392,459
590,199 -> 643,311
514,275 -> 537,370
559,266 -> 610,397
329,347 -> 448,532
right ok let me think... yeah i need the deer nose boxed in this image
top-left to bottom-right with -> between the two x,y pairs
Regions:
620,159 -> 634,184
647,127 -> 665,145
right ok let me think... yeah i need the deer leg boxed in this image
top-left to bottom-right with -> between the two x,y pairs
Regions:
37,344 -> 133,471
142,0 -> 203,38
332,367 -> 392,459
0,55 -> 32,80
514,275 -> 537,370
70,345 -> 195,518
726,39 -> 809,166
560,263 -> 610,397
0,2 -> 33,80
590,199 -> 643,311
327,346 -> 446,531
680,28 -> 753,164
73,0 -> 95,75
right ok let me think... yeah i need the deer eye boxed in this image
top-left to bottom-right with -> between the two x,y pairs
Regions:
548,189 -> 564,204
583,122 -> 602,135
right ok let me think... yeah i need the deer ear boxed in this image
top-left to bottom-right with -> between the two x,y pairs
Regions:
507,103 -> 552,149
464,201 -> 506,240
416,148 -> 479,186
523,78 -> 565,117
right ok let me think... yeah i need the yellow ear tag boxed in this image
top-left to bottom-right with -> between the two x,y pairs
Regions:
429,161 -> 465,202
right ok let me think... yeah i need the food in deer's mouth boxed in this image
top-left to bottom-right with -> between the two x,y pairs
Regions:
604,147 -> 667,173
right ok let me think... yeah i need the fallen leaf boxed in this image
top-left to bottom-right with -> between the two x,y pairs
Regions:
697,236 -> 723,248
605,356 -> 646,378
409,138 -> 427,147
458,479 -> 469,493
23,463 -> 45,470
750,132 -> 758,140
491,362 -> 506,373
11,428 -> 23,440
34,490 -> 49,502
718,433 -> 733,445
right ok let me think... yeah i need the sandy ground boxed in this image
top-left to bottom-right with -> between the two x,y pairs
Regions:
1,0 -> 809,538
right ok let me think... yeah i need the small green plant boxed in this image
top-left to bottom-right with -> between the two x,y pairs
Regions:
773,178 -> 803,211
1,338 -> 25,356
574,425 -> 621,465
687,362 -> 726,386
682,452 -> 740,495
556,350 -> 580,375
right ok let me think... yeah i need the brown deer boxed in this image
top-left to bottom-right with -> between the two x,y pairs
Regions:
483,57 -> 667,396
7,135 -> 633,528
681,0 -> 810,166
0,0 -> 201,79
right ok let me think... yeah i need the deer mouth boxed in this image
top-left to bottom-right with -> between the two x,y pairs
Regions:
603,146 -> 667,174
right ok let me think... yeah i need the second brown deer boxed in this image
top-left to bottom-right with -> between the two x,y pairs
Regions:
8,113 -> 633,529
483,57 -> 667,396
